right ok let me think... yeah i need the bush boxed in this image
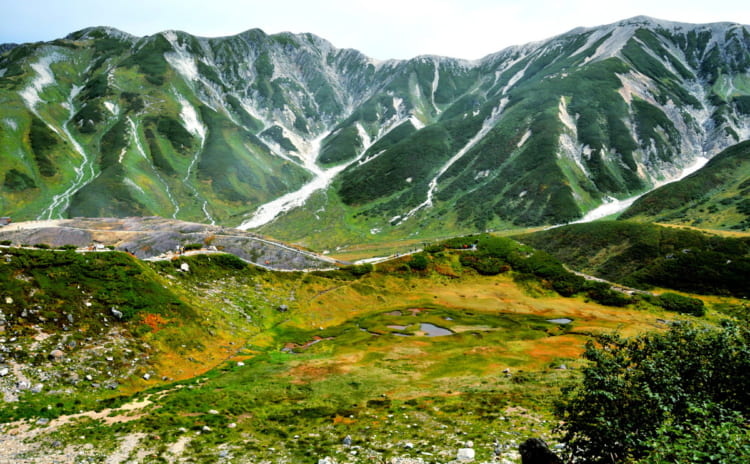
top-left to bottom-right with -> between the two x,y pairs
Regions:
584,281 -> 631,307
408,253 -> 429,271
346,263 -> 373,276
641,404 -> 750,464
423,243 -> 444,253
183,243 -> 203,251
658,292 -> 705,316
557,322 -> 750,463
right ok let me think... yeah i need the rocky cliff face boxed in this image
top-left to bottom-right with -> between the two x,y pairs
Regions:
1,16 -> 749,245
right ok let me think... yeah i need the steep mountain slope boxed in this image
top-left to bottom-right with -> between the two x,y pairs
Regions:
620,140 -> 750,230
1,17 -> 749,247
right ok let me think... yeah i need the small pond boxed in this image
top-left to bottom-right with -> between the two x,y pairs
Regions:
547,318 -> 573,324
420,323 -> 453,337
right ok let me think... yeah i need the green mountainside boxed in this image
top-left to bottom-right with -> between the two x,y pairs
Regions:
620,140 -> 750,230
1,17 -> 750,246
519,221 -> 750,297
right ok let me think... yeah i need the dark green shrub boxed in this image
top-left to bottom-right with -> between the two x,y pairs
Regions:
183,243 -> 203,251
3,168 -> 37,191
472,256 -> 507,275
658,292 -> 705,316
408,253 -> 429,271
423,243 -> 444,253
346,263 -> 373,276
584,281 -> 631,307
558,322 -> 750,463
28,117 -> 59,176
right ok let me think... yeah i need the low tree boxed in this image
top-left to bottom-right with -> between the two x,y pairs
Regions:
556,322 -> 750,463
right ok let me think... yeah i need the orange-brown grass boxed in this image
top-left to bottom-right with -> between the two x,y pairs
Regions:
655,222 -> 750,238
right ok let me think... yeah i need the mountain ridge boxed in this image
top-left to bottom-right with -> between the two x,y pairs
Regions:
1,16 -> 749,246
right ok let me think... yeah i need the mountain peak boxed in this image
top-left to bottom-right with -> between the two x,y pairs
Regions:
66,26 -> 134,41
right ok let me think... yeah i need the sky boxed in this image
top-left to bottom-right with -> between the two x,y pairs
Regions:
2,0 -> 749,61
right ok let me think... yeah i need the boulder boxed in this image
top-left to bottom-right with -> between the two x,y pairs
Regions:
48,349 -> 64,362
277,304 -> 289,312
519,438 -> 562,464
456,448 -> 475,461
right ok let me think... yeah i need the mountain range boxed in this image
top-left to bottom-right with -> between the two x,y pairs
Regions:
1,16 -> 749,248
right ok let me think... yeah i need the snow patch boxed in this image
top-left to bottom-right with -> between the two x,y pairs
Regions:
558,133 -> 589,176
399,99 -> 509,224
355,122 -> 371,149
501,62 -> 530,95
517,130 -> 532,148
431,64 -> 441,114
474,170 -> 490,180
409,115 -> 425,130
173,94 -> 213,224
104,101 -> 119,115
239,118 -> 385,230
573,155 -> 710,223
558,97 -> 576,132
118,147 -> 127,164
3,118 -> 18,131
124,177 -> 146,196
238,134 -> 333,229
128,117 -> 149,160
176,96 -> 206,141
164,33 -> 199,82
392,97 -> 404,114
31,75 -> 98,220
19,54 -> 61,110
129,117 -> 180,218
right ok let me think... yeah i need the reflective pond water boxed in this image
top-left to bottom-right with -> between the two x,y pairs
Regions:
420,323 -> 453,337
